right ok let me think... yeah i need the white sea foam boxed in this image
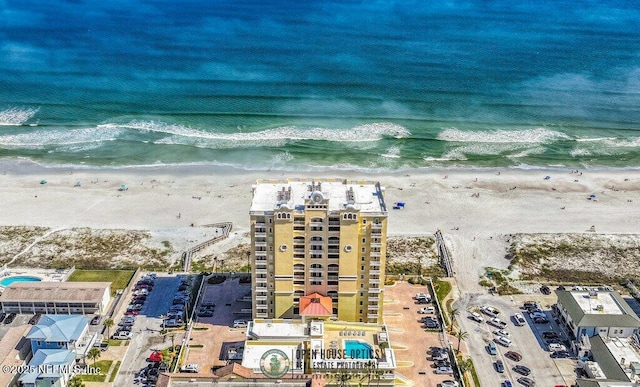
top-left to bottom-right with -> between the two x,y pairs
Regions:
380,146 -> 401,159
442,143 -> 537,160
570,148 -> 592,157
507,146 -> 546,159
0,107 -> 39,126
0,127 -> 121,149
438,127 -> 570,143
102,120 -> 410,146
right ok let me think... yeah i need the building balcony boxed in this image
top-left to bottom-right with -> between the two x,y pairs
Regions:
369,279 -> 380,284
255,269 -> 267,275
255,286 -> 268,292
369,269 -> 380,275
370,260 -> 380,267
254,232 -> 267,238
309,241 -> 324,246
370,251 -> 381,258
327,248 -> 340,254
293,248 -> 305,254
368,305 -> 379,310
371,223 -> 383,230
309,221 -> 323,227
254,242 -> 267,247
367,313 -> 379,319
328,227 -> 340,233
255,250 -> 267,257
255,278 -> 267,284
256,312 -> 268,318
369,296 -> 379,302
368,287 -> 381,293
255,295 -> 267,301
256,304 -> 268,310
370,242 -> 382,248
293,221 -> 305,226
254,222 -> 266,228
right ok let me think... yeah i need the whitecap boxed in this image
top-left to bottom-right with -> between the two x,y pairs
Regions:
0,127 -> 122,149
380,146 -> 401,159
0,107 -> 39,126
437,127 -> 570,143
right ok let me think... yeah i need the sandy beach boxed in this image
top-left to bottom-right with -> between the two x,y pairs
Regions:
0,159 -> 638,292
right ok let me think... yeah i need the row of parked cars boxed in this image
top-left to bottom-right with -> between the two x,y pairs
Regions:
162,277 -> 192,328
415,292 -> 441,330
428,346 -> 454,376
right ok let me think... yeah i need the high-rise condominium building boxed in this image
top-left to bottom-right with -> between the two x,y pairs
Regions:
250,179 -> 388,323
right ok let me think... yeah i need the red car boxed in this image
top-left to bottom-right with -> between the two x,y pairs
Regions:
124,310 -> 139,316
148,351 -> 163,362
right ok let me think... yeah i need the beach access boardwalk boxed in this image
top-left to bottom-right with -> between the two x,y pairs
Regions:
435,230 -> 454,277
182,222 -> 232,272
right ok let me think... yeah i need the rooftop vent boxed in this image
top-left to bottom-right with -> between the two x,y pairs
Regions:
346,187 -> 355,204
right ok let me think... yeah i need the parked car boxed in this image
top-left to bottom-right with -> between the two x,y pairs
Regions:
517,377 -> 535,386
548,343 -> 567,352
513,313 -> 526,326
481,305 -> 500,317
424,321 -> 440,329
415,292 -> 428,300
523,301 -> 537,309
28,313 -> 42,325
487,341 -> 497,355
542,331 -> 558,339
533,316 -> 550,324
432,351 -> 449,361
494,329 -> 510,338
495,336 -> 512,347
3,313 -> 16,324
551,351 -> 571,359
0,312 -> 5,323
434,360 -> 450,368
469,312 -> 484,322
164,319 -> 183,328
113,331 -> 133,340
441,381 -> 459,387
119,316 -> 135,326
495,359 -> 505,373
90,315 -> 101,325
180,363 -> 199,373
435,366 -> 453,375
148,351 -> 163,362
513,365 -> 531,376
540,285 -> 551,295
488,318 -> 508,329
505,351 -> 522,362
197,310 -> 213,317
417,297 -> 431,304
418,306 -> 436,314
503,381 -> 513,387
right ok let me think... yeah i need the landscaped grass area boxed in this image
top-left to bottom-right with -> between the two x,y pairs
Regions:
109,361 -> 122,383
79,360 -> 112,382
68,269 -> 135,295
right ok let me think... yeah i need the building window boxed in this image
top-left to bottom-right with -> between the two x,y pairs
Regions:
360,301 -> 363,305
361,247 -> 366,253
361,256 -> 365,262
362,219 -> 367,224
361,266 -> 365,271
362,238 -> 366,243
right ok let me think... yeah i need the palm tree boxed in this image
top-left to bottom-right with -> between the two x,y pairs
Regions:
455,330 -> 469,353
67,376 -> 85,387
103,318 -> 114,339
87,347 -> 101,367
449,307 -> 459,329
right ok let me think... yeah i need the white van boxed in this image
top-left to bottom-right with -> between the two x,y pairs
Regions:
495,336 -> 512,347
548,343 -> 566,352
233,319 -> 248,328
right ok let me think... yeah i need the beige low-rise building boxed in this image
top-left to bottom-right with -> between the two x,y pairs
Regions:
0,282 -> 111,315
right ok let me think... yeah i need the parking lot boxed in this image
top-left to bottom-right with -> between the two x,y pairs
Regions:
114,273 -> 190,386
383,281 -> 458,386
456,292 -> 576,386
182,276 -> 251,372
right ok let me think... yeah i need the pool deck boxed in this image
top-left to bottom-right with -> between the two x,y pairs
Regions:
0,267 -> 73,290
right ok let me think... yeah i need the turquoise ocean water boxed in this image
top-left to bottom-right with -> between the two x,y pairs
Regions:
0,0 -> 639,171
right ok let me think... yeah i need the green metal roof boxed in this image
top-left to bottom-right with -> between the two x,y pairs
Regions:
589,335 -> 631,382
556,289 -> 640,328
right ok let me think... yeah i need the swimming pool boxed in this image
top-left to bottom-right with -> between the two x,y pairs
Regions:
344,340 -> 374,359
0,276 -> 42,287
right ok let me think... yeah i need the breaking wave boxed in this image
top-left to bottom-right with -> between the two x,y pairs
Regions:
438,127 -> 570,143
0,107 -> 39,126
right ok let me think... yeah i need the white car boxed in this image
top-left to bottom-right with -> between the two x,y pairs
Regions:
513,313 -> 526,326
233,319 -> 248,328
441,381 -> 459,387
180,363 -> 199,373
494,336 -> 512,347
418,306 -> 435,314
113,331 -> 133,340
481,305 -> 500,317
487,317 -> 507,329
493,329 -> 510,338
469,312 -> 484,322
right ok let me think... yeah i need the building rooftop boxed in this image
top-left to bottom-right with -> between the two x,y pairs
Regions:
250,179 -> 387,214
556,288 -> 640,328
248,321 -> 308,339
18,349 -> 75,384
26,315 -> 89,343
0,281 -> 110,303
